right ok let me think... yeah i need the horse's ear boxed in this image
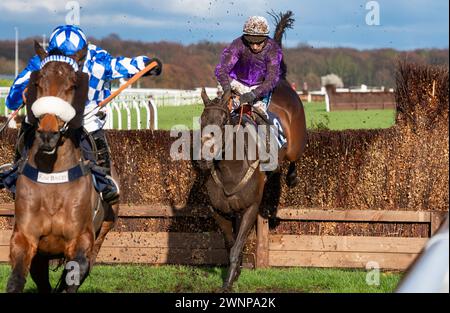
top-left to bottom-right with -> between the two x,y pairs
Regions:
72,45 -> 87,64
26,71 -> 39,126
221,89 -> 231,106
34,40 -> 47,61
201,87 -> 210,105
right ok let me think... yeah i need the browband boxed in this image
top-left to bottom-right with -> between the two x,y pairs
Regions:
40,55 -> 79,72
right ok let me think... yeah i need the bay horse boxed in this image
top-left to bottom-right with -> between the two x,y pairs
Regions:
7,42 -> 119,293
198,11 -> 306,291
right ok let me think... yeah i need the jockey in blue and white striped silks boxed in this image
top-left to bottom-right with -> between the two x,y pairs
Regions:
6,24 -> 157,132
3,25 -> 162,205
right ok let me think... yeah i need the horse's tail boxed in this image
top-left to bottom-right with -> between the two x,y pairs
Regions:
270,10 -> 294,48
269,10 -> 295,79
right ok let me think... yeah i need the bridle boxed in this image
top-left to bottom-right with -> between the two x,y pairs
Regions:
34,54 -> 85,137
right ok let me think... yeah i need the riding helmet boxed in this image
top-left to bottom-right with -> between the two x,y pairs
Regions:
48,25 -> 88,56
243,16 -> 270,43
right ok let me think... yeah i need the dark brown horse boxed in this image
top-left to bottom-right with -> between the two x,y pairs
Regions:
198,11 -> 306,291
6,42 -> 119,293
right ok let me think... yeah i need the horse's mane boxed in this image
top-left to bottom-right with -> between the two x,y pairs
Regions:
268,10 -> 295,79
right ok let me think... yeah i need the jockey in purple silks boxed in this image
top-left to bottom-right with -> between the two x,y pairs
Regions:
215,16 -> 283,117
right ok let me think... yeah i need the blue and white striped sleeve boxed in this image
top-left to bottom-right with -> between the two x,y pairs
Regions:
105,54 -> 150,81
5,55 -> 41,110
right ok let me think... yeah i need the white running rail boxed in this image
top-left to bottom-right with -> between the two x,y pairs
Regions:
0,87 -> 221,130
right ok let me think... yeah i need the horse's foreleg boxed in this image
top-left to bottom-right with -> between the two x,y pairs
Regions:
7,231 -> 37,293
57,231 -> 94,293
222,203 -> 259,291
211,211 -> 235,253
90,221 -> 114,268
91,202 -> 119,268
29,253 -> 51,293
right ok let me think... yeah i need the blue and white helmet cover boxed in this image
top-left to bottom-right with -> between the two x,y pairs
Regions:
47,25 -> 87,55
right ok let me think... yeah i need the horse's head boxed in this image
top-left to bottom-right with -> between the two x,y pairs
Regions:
29,41 -> 88,154
200,88 -> 231,142
198,88 -> 231,169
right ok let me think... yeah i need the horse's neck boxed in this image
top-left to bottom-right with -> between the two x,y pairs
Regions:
28,136 -> 82,173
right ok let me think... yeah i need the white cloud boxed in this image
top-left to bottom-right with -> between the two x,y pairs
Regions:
79,13 -> 238,31
0,0 -> 64,13
80,14 -> 171,28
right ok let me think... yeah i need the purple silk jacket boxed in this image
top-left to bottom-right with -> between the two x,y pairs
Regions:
215,36 -> 283,98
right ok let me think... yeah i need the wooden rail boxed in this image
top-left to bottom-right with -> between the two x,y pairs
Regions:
255,208 -> 446,270
0,204 -> 447,269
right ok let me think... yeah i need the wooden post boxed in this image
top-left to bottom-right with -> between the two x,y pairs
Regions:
256,213 -> 269,268
148,100 -> 155,130
430,212 -> 447,236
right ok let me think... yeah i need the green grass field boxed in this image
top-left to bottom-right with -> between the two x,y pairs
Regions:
1,99 -> 395,131
0,264 -> 402,293
156,102 -> 396,131
0,79 -> 13,87
304,102 -> 396,130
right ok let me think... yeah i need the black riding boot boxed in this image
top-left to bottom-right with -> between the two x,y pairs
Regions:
91,130 -> 120,205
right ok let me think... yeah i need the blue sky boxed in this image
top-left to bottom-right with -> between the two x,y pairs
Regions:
0,0 -> 448,50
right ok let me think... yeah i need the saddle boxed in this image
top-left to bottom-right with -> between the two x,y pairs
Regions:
230,96 -> 288,150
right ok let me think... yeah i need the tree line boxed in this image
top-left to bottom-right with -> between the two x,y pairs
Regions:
0,35 -> 448,90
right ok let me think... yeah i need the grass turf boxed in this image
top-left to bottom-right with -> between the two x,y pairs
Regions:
156,102 -> 396,131
0,100 -> 396,131
0,264 -> 402,293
